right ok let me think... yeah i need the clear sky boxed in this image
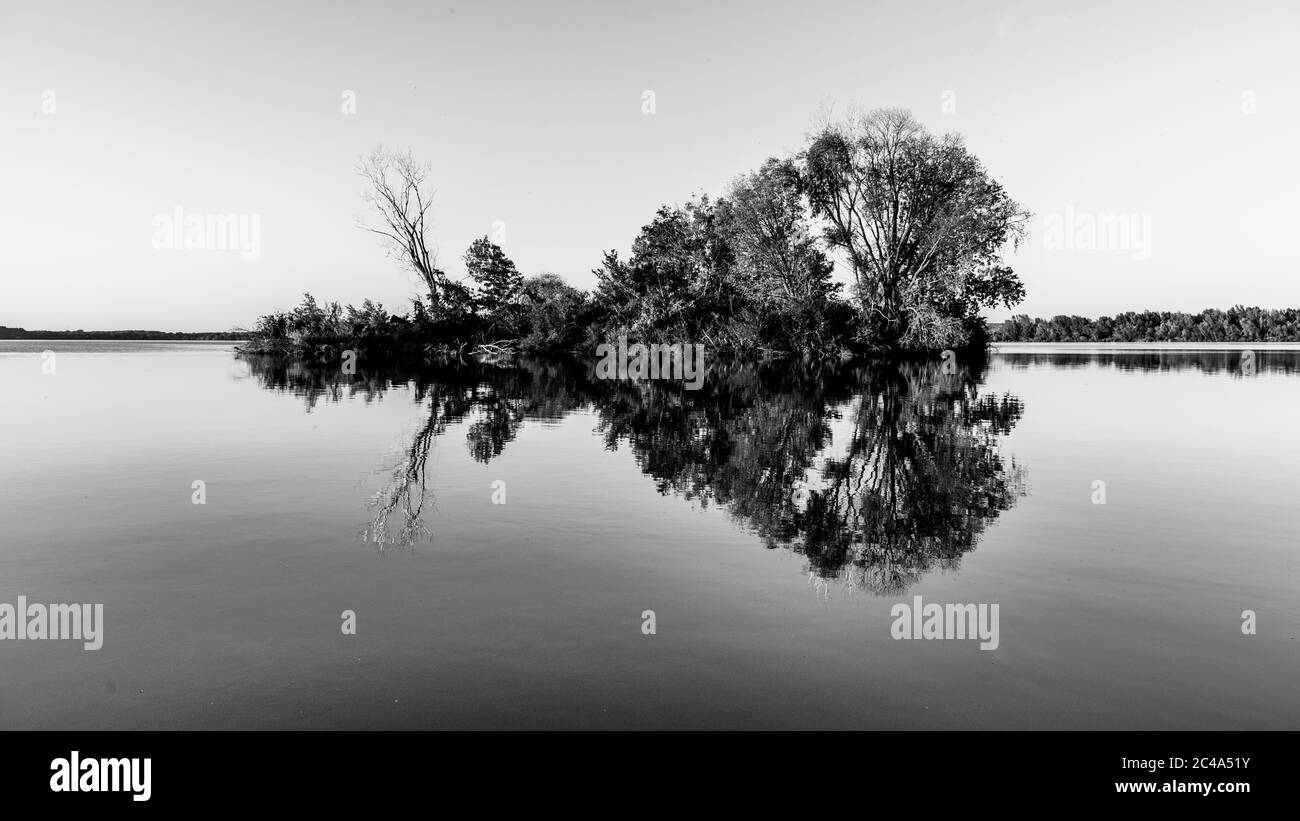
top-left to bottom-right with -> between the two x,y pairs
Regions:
2,0 -> 1297,331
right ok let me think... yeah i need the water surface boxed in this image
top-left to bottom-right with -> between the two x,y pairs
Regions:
0,341 -> 1295,728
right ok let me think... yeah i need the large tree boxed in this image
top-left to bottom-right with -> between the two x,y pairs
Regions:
800,108 -> 1029,350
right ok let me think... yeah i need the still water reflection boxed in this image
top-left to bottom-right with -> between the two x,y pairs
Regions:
245,354 -> 1028,594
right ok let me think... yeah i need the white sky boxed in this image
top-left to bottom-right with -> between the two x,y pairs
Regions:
2,0 -> 1297,330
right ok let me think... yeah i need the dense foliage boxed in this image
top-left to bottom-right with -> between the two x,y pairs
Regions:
590,164 -> 854,355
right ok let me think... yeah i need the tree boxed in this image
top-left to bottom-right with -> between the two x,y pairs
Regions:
518,273 -> 591,352
464,236 -> 523,313
719,158 -> 843,351
592,205 -> 709,342
357,147 -> 449,307
722,158 -> 833,305
800,108 -> 1029,350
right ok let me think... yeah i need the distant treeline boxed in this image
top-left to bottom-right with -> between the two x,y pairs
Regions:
992,307 -> 1300,343
0,326 -> 249,341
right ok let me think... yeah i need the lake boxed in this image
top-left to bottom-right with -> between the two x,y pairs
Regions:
0,340 -> 1296,729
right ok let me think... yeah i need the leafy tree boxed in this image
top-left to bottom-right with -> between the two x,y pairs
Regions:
464,236 -> 523,313
593,192 -> 854,355
463,236 -> 524,341
592,205 -> 713,343
719,158 -> 845,351
722,159 -> 833,304
518,273 -> 592,352
801,108 -> 1029,350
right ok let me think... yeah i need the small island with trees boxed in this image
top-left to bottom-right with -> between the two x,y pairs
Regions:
240,108 -> 1036,363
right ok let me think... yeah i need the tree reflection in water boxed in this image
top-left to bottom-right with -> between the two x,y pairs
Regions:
241,353 -> 1026,591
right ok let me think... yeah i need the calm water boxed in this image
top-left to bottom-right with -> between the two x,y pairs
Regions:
0,341 -> 1296,729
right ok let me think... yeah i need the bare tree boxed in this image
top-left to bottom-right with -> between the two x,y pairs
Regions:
357,147 -> 447,306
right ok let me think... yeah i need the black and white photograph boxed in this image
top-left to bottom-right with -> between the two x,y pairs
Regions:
1,0 -> 1295,807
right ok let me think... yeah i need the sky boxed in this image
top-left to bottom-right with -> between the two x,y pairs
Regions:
2,0 -> 1298,331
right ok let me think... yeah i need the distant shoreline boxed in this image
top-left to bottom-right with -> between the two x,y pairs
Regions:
0,327 -> 248,341
993,341 -> 1300,350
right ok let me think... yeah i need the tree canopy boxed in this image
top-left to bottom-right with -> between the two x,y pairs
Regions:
801,108 -> 1029,350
